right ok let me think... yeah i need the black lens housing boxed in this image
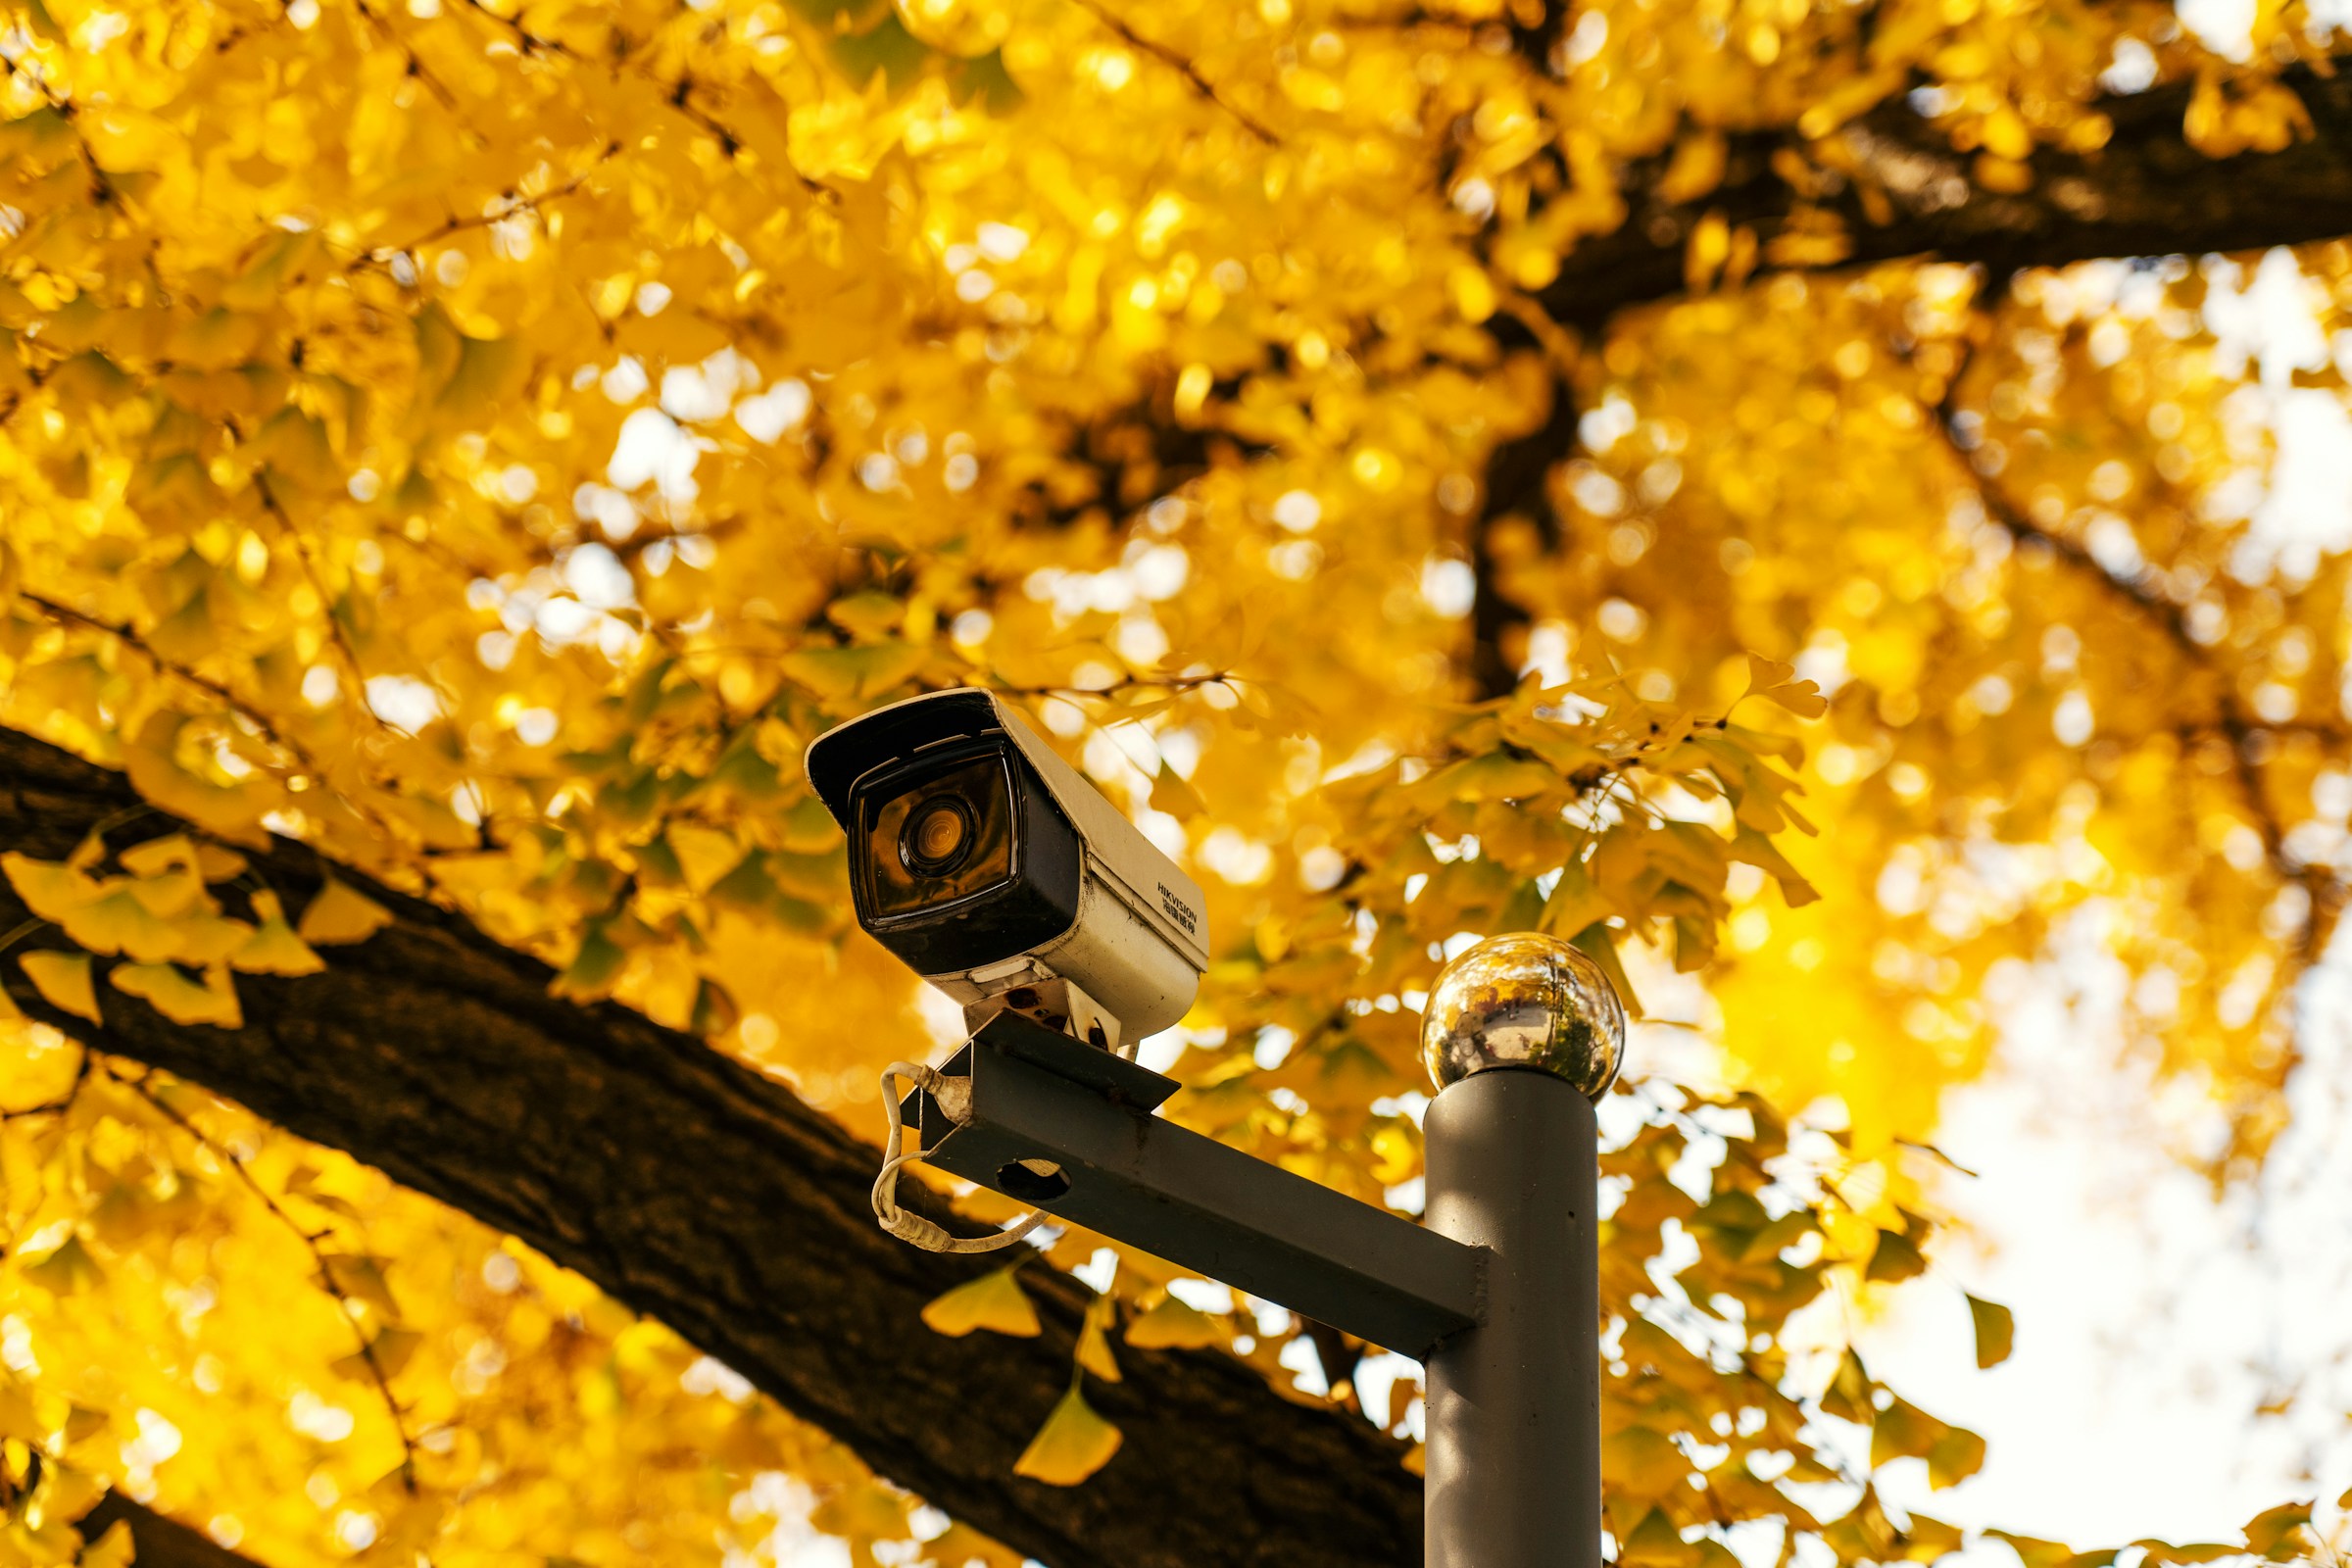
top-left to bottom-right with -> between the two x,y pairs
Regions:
822,695 -> 1083,976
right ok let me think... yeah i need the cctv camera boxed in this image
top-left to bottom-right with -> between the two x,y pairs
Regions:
805,689 -> 1208,1048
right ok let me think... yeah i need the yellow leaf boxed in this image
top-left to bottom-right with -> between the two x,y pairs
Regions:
316,1253 -> 403,1320
1927,1422 -> 1986,1490
1123,1292 -> 1224,1349
779,641 -> 930,703
111,961 -> 244,1028
1603,1425 -> 1689,1499
1149,762 -> 1205,822
919,1263 -> 1040,1338
1075,1298 -> 1121,1383
118,833 -> 205,879
231,890 -> 326,976
1538,858 -> 1611,939
1866,1227 -> 1926,1283
331,1326 -> 422,1383
57,887 -> 191,961
21,1233 -> 103,1295
2242,1501 -> 2314,1561
298,877 -> 394,946
1011,1379 -> 1122,1486
21,951 -> 101,1024
0,1379 -> 40,1442
1743,654 -> 1829,718
1967,1293 -> 2014,1369
2,852 -> 97,924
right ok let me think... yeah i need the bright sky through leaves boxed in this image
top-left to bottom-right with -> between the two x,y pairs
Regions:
0,0 -> 2348,1562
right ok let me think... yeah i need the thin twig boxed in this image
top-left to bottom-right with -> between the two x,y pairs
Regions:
1922,318 -> 2345,964
449,0 -> 834,198
23,593 -> 332,782
252,476 -> 376,720
359,142 -> 621,269
20,591 -> 406,845
1067,0 -> 1280,144
349,0 -> 462,111
115,1070 -> 423,1493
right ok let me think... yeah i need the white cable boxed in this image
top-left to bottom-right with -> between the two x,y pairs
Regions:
873,1061 -> 1052,1254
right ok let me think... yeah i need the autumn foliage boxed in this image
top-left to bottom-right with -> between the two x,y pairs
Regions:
0,0 -> 2347,1562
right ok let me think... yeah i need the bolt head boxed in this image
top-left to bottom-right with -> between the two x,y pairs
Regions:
1421,932 -> 1626,1099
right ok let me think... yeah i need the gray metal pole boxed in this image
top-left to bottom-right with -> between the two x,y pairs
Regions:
1423,1067 -> 1601,1568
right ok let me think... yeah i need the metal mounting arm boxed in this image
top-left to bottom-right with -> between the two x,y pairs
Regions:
906,1011 -> 1483,1359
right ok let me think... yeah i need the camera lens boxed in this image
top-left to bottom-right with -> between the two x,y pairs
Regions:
902,796 -> 976,876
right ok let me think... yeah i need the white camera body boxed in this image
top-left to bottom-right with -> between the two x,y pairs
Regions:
805,689 -> 1209,1045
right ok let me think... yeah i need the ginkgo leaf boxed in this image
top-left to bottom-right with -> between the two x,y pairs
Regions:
1869,1394 -> 1943,1468
2240,1501 -> 2314,1561
1075,1298 -> 1121,1383
1011,1379 -> 1122,1486
1149,762 -> 1205,821
778,642 -> 928,703
1967,1294 -> 2015,1369
1618,1507 -> 1690,1566
1866,1228 -> 1927,1283
1742,654 -> 1829,718
316,1254 -> 403,1321
332,1326 -> 423,1384
232,890 -> 326,976
1987,1533 -> 2085,1568
123,863 -> 210,919
919,1264 -> 1040,1339
21,1234 -> 104,1295
59,886 -> 196,962
111,961 -> 243,1029
297,877 -> 394,946
0,1380 -> 39,1443
1122,1292 -> 1224,1349
1603,1426 -> 1688,1498
370,1493 -> 455,1563
21,951 -> 101,1024
553,922 -> 630,1001
118,832 -> 247,884
2132,1544 -> 2245,1566
1926,1423 -> 1987,1491
2,852 -> 97,922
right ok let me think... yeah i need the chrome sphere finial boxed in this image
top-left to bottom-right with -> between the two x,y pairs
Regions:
1421,932 -> 1626,1099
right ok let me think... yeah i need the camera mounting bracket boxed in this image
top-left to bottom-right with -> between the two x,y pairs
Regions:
903,1011 -> 1484,1359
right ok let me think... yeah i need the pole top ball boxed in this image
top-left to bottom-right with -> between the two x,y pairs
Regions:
1420,932 -> 1627,1100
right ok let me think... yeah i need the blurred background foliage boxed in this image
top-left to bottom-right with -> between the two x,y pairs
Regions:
0,0 -> 2348,1560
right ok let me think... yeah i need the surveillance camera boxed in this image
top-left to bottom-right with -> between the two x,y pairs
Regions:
805,688 -> 1208,1047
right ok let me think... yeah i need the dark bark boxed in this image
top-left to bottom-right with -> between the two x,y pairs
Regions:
1469,65 -> 2352,690
1468,374 -> 1580,699
1540,64 -> 2352,330
75,1494 -> 258,1568
0,726 -> 1419,1568
16,67 -> 2351,1568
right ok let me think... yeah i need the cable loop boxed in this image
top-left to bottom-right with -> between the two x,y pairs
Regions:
873,1061 -> 1051,1254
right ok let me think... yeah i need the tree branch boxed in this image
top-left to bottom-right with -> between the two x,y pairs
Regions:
1927,327 -> 2347,965
0,725 -> 1421,1568
74,1494 -> 264,1568
1471,62 -> 2352,695
1536,65 -> 2352,330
